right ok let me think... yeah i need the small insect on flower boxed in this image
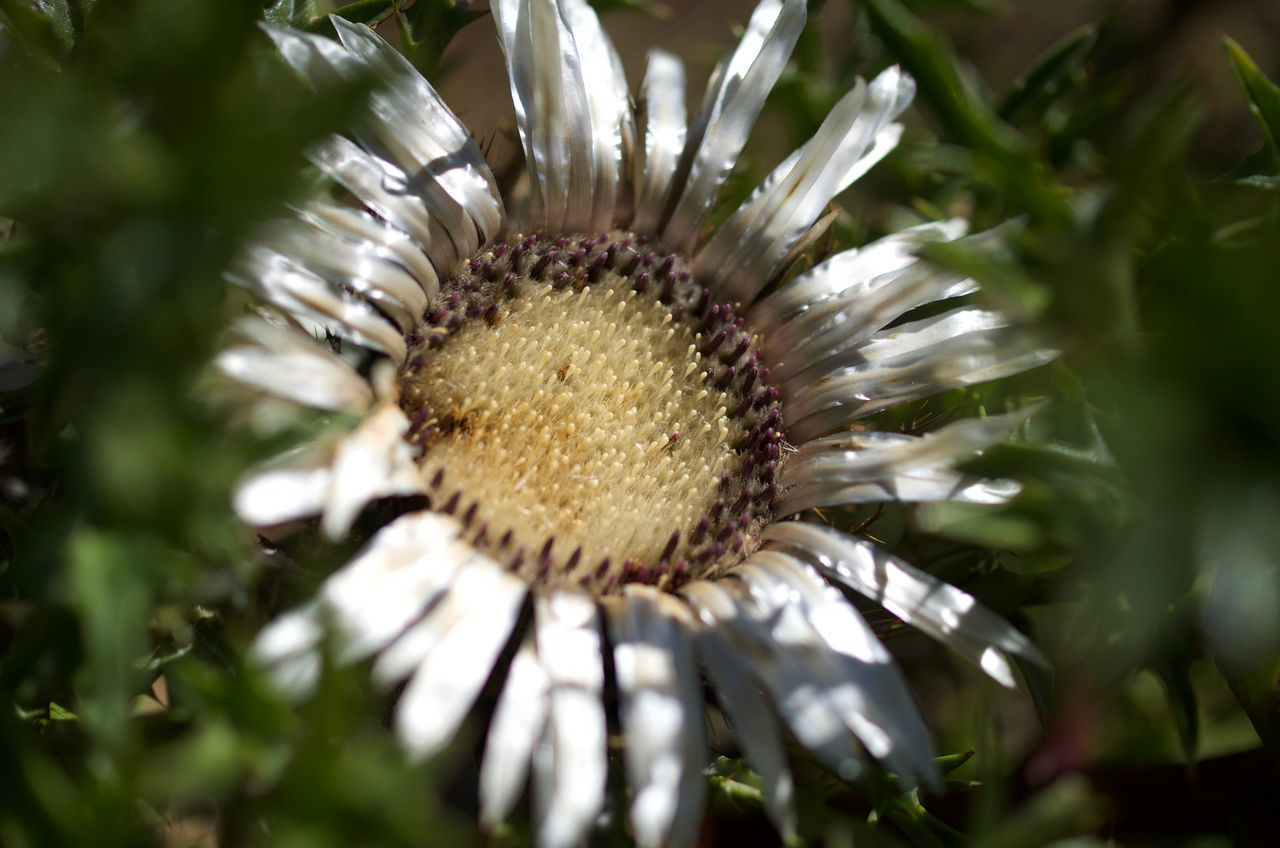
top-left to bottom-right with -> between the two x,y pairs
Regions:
220,1 -> 1055,845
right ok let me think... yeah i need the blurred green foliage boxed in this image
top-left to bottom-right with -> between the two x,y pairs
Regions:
262,0 -> 485,75
2,0 -> 1279,845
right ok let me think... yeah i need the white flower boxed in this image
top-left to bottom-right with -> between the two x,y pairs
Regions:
225,1 -> 1054,845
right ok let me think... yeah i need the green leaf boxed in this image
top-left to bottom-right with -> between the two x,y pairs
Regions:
880,789 -> 966,848
394,0 -> 488,78
66,528 -> 153,746
0,0 -> 76,59
14,702 -> 46,721
935,749 -> 976,775
963,440 -> 1120,485
903,0 -> 1001,13
1154,658 -> 1199,762
263,0 -> 322,28
971,775 -> 1103,848
998,25 -> 1097,127
1080,89 -> 1198,349
1225,37 -> 1280,172
708,763 -> 767,809
917,501 -> 1045,552
267,1 -> 401,32
919,235 -> 1052,323
1234,174 -> 1280,191
588,0 -> 667,15
30,0 -> 75,48
861,0 -> 1069,224
0,501 -> 27,547
327,0 -> 399,29
1014,654 -> 1054,724
47,701 -> 77,721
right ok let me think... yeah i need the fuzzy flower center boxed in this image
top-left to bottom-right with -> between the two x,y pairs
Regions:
398,232 -> 783,594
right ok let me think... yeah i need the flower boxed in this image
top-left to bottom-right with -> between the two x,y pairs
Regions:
224,1 -> 1054,844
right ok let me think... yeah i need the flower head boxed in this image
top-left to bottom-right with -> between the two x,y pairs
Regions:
224,1 -> 1053,844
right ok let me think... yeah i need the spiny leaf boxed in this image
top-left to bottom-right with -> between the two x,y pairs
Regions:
264,0 -> 322,28
861,0 -> 1069,224
918,237 -> 1051,322
47,701 -> 77,721
998,25 -> 1097,127
588,0 -> 667,17
327,0 -> 399,29
395,0 -> 488,78
935,749 -> 976,775
879,789 -> 966,848
1154,658 -> 1199,762
1015,654 -> 1054,724
1225,37 -> 1280,172
0,0 -> 76,59
971,775 -> 1103,848
1234,174 -> 1280,192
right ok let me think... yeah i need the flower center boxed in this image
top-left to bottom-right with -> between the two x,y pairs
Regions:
398,232 -> 783,594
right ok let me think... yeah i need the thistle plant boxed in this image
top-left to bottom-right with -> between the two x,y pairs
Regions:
2,1 -> 1279,846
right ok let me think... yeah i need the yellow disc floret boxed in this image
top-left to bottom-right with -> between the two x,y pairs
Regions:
398,232 -> 784,594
